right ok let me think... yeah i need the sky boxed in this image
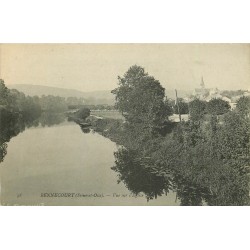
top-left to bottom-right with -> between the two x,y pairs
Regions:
0,44 -> 249,92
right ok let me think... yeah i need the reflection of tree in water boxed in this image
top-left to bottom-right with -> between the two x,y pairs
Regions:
112,148 -> 171,201
0,143 -> 7,163
39,112 -> 65,127
0,112 -> 26,163
0,111 -> 66,163
172,175 -> 209,206
112,147 -> 208,204
112,145 -> 249,205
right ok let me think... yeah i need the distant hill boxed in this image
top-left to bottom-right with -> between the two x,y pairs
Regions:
8,84 -> 192,104
9,84 -> 115,105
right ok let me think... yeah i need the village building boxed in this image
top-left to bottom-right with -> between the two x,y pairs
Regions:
191,77 -> 240,110
192,77 -> 210,100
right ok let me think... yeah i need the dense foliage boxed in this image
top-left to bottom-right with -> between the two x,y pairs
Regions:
1,80 -> 41,122
111,65 -> 172,129
206,98 -> 231,115
236,96 -> 250,116
108,66 -> 250,205
188,99 -> 207,121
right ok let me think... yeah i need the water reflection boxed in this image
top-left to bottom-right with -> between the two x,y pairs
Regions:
40,112 -> 65,127
112,146 -> 249,205
0,143 -> 7,163
111,148 -> 171,201
0,114 -> 25,163
172,175 -> 209,206
111,148 -> 210,205
0,112 -> 66,163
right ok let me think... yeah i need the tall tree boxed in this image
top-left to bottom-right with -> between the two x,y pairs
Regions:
111,65 -> 170,128
0,79 -> 10,106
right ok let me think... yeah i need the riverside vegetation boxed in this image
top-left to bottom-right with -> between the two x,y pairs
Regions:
0,79 -> 68,163
94,65 -> 250,205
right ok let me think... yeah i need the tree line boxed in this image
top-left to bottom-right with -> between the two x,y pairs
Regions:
170,95 -> 232,116
0,79 -> 68,118
0,79 -> 115,118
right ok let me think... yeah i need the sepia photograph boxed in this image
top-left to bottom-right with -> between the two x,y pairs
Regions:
1,1 -> 250,249
0,43 -> 249,206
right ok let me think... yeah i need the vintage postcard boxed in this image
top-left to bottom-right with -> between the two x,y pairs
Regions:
0,44 -> 249,206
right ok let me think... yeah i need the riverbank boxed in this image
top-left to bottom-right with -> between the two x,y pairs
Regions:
90,111 -> 250,206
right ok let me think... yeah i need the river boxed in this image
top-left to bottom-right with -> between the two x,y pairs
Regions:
0,118 -> 178,205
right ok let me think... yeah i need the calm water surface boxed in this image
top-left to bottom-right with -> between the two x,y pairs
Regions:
0,121 -> 178,205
